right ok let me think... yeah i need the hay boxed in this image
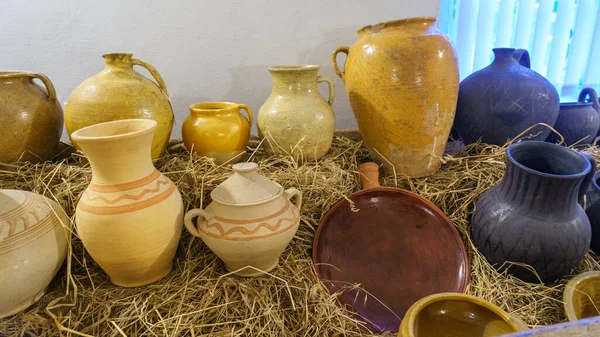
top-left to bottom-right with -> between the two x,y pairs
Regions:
0,136 -> 599,336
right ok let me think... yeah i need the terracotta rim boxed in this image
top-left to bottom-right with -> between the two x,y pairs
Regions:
358,17 -> 437,34
563,271 -> 600,321
312,185 -> 469,330
71,119 -> 157,143
401,292 -> 524,336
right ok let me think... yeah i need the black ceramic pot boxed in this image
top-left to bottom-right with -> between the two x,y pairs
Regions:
455,48 -> 560,146
472,141 -> 594,283
585,171 -> 600,254
547,88 -> 600,146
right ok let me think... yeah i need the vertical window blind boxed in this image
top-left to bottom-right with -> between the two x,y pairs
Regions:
439,0 -> 600,101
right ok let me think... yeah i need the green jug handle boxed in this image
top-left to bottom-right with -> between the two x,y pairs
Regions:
512,49 -> 531,69
131,58 -> 170,97
317,75 -> 335,105
579,88 -> 600,112
0,71 -> 57,101
332,46 -> 349,80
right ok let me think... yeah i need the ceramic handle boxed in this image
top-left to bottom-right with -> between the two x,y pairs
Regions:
332,46 -> 349,80
317,75 -> 335,106
579,153 -> 597,205
512,49 -> 531,69
184,208 -> 212,237
131,58 -> 170,97
0,71 -> 57,101
237,104 -> 254,126
579,88 -> 600,112
283,188 -> 302,210
358,162 -> 381,190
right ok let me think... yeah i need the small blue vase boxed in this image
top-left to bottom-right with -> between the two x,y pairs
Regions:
547,88 -> 600,146
472,141 -> 594,283
455,48 -> 560,146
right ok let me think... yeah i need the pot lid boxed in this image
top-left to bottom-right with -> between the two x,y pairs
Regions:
211,162 -> 282,204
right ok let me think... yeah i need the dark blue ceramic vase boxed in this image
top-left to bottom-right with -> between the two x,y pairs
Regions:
455,48 -> 560,146
472,141 -> 594,283
584,171 -> 600,254
547,88 -> 600,146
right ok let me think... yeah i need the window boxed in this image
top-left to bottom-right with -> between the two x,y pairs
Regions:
439,0 -> 600,101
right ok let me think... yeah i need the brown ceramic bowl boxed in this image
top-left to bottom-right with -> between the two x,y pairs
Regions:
400,293 -> 527,337
312,163 -> 469,332
564,271 -> 600,321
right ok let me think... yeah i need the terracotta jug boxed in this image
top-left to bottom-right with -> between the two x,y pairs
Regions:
184,162 -> 302,276
0,71 -> 63,163
65,53 -> 174,159
455,48 -> 560,146
472,141 -> 594,283
0,190 -> 69,318
333,17 -> 458,177
182,102 -> 253,164
72,119 -> 184,287
257,65 -> 335,161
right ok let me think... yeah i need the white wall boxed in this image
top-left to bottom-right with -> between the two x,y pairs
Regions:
1,0 -> 440,138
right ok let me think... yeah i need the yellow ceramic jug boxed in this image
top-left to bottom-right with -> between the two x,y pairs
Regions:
333,18 -> 459,177
257,65 -> 335,162
182,102 -> 253,165
65,53 -> 174,159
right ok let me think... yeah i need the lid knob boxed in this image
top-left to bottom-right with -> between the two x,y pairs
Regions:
232,162 -> 259,173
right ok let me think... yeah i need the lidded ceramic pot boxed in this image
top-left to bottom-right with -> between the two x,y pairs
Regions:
65,53 -> 174,159
257,65 -> 335,162
184,162 -> 302,276
72,119 -> 184,287
0,190 -> 69,318
182,102 -> 253,164
0,71 -> 63,163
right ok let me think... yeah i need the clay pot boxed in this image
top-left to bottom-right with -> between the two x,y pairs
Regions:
257,65 -> 335,161
581,87 -> 600,139
182,102 -> 253,164
563,271 -> 600,321
584,171 -> 600,254
184,162 -> 302,276
72,119 -> 183,287
0,190 -> 69,318
455,48 -> 560,146
472,141 -> 594,283
332,17 -> 458,177
65,53 -> 174,159
547,88 -> 600,146
0,71 -> 63,163
400,293 -> 527,337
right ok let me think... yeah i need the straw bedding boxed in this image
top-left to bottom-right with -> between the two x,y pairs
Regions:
1,136 -> 599,337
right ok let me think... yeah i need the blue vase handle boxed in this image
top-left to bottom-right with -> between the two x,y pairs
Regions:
580,153 -> 597,205
579,88 -> 600,112
512,49 -> 531,69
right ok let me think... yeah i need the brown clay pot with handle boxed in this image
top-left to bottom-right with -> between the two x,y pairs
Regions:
0,71 -> 63,163
312,162 -> 468,333
65,53 -> 174,159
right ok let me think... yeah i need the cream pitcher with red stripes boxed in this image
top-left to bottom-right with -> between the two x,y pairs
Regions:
184,162 -> 302,276
72,119 -> 183,287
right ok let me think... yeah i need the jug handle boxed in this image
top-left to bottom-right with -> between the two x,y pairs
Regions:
283,188 -> 303,210
579,88 -> 600,112
184,208 -> 212,237
332,46 -> 349,80
579,153 -> 597,205
317,75 -> 335,105
512,49 -> 531,69
236,104 -> 253,126
0,71 -> 57,101
131,58 -> 170,97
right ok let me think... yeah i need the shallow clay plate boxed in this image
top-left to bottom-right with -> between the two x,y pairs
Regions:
312,163 -> 469,332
